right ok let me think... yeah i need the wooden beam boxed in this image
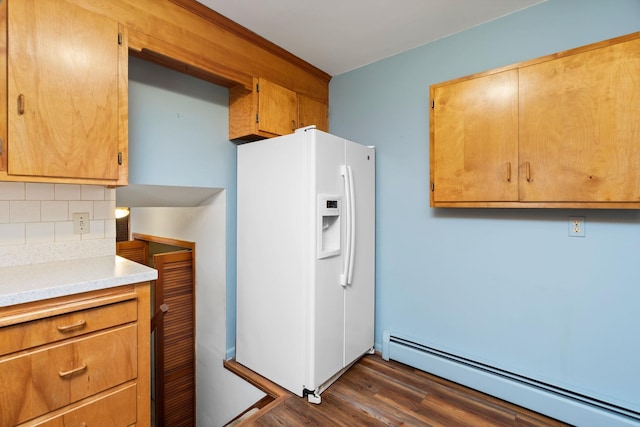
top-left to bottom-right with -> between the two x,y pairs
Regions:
65,0 -> 330,102
167,0 -> 331,83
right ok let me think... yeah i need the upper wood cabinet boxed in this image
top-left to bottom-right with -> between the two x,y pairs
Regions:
229,77 -> 328,142
518,37 -> 640,204
298,93 -> 329,131
430,32 -> 640,208
0,0 -> 331,173
432,69 -> 519,203
0,0 -> 127,185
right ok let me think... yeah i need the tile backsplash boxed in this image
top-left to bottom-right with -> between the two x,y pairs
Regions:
0,182 -> 115,267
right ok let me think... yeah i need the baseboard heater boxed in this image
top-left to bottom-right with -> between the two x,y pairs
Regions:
382,333 -> 640,427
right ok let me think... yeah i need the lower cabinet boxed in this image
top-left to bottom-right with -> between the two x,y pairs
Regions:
30,384 -> 137,427
0,283 -> 150,427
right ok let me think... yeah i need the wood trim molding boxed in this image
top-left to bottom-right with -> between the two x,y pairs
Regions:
132,233 -> 196,251
0,0 -> 6,173
128,28 -> 253,89
167,0 -> 332,83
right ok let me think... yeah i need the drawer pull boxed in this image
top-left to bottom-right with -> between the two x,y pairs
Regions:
59,363 -> 87,378
17,94 -> 25,115
56,319 -> 87,333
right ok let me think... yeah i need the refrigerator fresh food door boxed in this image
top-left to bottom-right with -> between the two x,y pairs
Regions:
343,141 -> 375,366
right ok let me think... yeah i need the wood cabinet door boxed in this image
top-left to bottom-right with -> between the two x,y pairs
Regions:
258,78 -> 298,136
153,250 -> 195,427
519,38 -> 640,202
7,0 -> 120,180
298,94 -> 328,132
116,240 -> 149,266
431,69 -> 519,203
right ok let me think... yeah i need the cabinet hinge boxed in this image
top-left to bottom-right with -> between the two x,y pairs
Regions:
118,32 -> 123,45
118,152 -> 123,165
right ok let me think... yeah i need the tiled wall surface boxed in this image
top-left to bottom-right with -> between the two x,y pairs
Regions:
0,182 -> 115,267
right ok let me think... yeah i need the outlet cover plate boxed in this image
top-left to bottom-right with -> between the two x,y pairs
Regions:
568,216 -> 585,237
73,212 -> 90,234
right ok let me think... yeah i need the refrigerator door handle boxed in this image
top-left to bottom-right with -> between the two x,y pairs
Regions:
346,165 -> 356,285
340,165 -> 352,287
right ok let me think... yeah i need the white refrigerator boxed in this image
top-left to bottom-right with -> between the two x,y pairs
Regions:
236,126 -> 375,403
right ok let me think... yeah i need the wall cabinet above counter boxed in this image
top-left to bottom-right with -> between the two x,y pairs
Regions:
0,0 -> 331,185
430,32 -> 640,209
0,0 -> 128,186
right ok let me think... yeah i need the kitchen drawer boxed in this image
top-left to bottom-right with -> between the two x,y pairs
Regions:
0,299 -> 137,356
0,324 -> 137,426
22,383 -> 137,427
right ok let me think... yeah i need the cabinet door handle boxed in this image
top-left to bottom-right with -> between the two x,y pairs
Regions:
525,161 -> 531,182
59,363 -> 87,378
56,319 -> 86,333
506,162 -> 512,182
291,119 -> 296,131
17,94 -> 25,115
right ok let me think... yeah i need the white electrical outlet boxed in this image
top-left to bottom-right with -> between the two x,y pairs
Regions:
73,212 -> 90,234
568,216 -> 585,237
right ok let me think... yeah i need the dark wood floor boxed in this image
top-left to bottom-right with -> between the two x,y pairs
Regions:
224,354 -> 570,427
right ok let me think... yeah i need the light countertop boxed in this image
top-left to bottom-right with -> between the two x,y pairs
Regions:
0,255 -> 158,307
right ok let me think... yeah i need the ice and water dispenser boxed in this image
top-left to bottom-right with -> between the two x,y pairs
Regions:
317,194 -> 341,259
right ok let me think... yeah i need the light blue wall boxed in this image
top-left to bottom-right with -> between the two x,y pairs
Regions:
330,0 -> 640,420
126,2 -> 640,419
127,57 -> 238,353
128,57 -> 234,188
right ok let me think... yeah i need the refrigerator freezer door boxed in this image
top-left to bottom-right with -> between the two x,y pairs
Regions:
307,130 -> 346,391
236,133 -> 309,396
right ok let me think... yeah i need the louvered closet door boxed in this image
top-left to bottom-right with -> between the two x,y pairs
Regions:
116,240 -> 149,265
154,250 -> 195,427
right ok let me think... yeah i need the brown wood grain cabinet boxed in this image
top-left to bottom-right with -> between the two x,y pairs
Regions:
118,236 -> 197,426
0,0 -> 331,182
0,0 -> 128,186
432,69 -> 519,203
0,284 -> 150,427
298,93 -> 329,132
230,78 -> 329,142
430,32 -> 640,208
230,78 -> 298,141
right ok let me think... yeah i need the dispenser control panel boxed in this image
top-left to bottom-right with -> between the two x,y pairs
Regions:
324,199 -> 339,211
317,194 -> 341,259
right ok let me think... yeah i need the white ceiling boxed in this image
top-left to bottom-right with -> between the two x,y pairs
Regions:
196,0 -> 545,76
